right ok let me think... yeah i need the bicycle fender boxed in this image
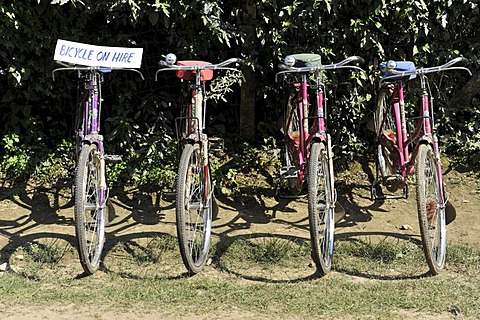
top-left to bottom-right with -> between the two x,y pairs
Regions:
83,133 -> 103,145
418,135 -> 434,146
310,132 -> 326,143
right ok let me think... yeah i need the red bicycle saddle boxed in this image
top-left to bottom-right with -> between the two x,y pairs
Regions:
176,60 -> 213,81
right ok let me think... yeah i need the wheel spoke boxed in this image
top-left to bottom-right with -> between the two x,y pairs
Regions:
176,144 -> 212,274
74,144 -> 105,274
308,142 -> 334,276
416,144 -> 446,274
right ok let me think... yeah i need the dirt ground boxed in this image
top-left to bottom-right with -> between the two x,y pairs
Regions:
0,159 -> 479,319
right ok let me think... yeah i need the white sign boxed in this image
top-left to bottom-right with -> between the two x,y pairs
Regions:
54,39 -> 143,69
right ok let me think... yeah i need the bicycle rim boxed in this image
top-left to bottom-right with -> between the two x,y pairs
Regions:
283,97 -> 302,193
375,89 -> 396,178
415,144 -> 446,275
176,143 -> 212,274
74,143 -> 105,274
308,142 -> 334,275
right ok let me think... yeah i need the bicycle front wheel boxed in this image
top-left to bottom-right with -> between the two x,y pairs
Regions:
176,143 -> 212,274
74,143 -> 106,274
308,142 -> 334,275
415,143 -> 446,275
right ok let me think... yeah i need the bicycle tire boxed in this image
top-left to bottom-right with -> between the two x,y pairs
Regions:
176,143 -> 212,274
74,143 -> 106,274
415,143 -> 446,275
308,142 -> 334,275
282,96 -> 302,194
375,88 -> 397,179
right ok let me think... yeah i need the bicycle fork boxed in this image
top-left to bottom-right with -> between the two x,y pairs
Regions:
326,136 -> 336,209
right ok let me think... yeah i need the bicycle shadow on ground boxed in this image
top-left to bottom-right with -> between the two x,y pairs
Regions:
0,181 -> 184,280
109,185 -> 175,227
211,187 -> 322,282
213,184 -> 312,237
0,181 -> 81,279
212,231 -> 321,283
97,230 -> 187,280
333,231 -> 430,280
332,159 -> 433,280
335,158 -> 391,228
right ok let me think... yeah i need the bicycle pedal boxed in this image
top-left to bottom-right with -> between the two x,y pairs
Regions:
279,166 -> 299,179
55,178 -> 73,188
383,174 -> 403,193
371,179 -> 408,200
104,154 -> 122,163
208,137 -> 224,151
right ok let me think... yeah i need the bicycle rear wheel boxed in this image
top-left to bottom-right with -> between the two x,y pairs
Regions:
74,143 -> 106,274
375,88 -> 397,179
415,143 -> 446,275
176,143 -> 212,274
308,142 -> 334,275
281,97 -> 302,194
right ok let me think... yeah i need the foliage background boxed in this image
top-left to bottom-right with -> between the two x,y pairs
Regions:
0,0 -> 479,188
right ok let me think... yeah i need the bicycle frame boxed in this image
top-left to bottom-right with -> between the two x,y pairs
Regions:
80,70 -> 107,207
156,57 -> 242,164
380,78 -> 435,184
276,56 -> 364,194
371,57 -> 470,202
284,72 -> 329,190
156,55 -> 242,274
53,64 -> 144,208
374,57 -> 471,199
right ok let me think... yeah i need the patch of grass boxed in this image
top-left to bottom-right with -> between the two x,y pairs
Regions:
8,237 -> 77,280
334,237 -> 427,277
106,235 -> 178,268
1,231 -> 479,319
126,235 -> 177,265
222,236 -> 310,266
446,242 -> 480,273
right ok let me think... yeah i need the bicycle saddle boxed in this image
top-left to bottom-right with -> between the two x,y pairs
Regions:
176,60 -> 213,81
287,53 -> 322,67
380,61 -> 416,81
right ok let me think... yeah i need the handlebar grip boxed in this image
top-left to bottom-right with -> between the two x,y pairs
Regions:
353,56 -> 365,65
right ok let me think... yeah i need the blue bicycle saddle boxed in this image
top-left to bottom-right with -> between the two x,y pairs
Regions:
380,61 -> 416,80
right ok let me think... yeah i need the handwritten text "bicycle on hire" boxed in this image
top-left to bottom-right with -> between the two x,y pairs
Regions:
58,45 -> 136,64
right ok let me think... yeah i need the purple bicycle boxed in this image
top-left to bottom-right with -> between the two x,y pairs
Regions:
371,57 -> 471,274
53,63 -> 143,274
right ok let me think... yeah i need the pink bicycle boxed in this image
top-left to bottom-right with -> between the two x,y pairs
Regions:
276,54 -> 364,275
371,57 -> 471,274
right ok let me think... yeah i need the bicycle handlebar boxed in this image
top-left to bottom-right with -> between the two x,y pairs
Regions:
275,55 -> 364,82
52,61 -> 145,80
382,57 -> 472,80
155,55 -> 243,80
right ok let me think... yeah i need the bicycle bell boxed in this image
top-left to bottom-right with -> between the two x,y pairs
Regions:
285,55 -> 296,67
166,53 -> 177,65
386,60 -> 397,70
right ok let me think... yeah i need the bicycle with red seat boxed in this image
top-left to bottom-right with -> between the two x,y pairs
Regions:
156,54 -> 242,274
371,57 -> 471,274
275,54 -> 364,275
52,62 -> 144,274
